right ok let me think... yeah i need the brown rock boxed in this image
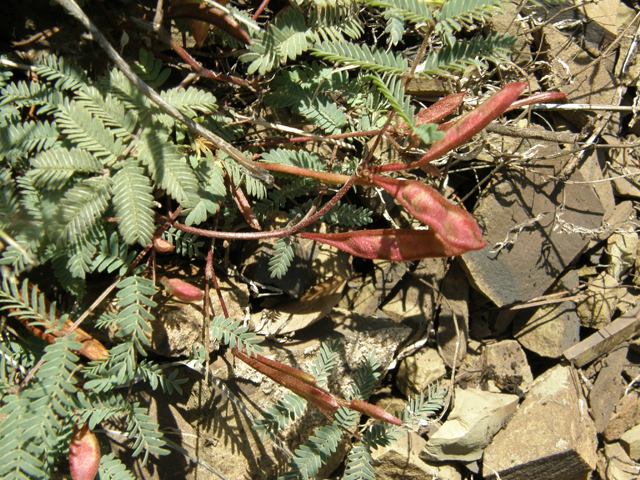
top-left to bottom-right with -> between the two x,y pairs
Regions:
604,392 -> 640,442
589,346 -> 629,433
514,301 -> 580,359
564,305 -> 640,367
372,432 -> 461,480
348,260 -> 407,316
483,340 -> 533,395
597,442 -> 640,480
437,261 -> 469,367
483,365 -> 598,480
620,423 -> 640,461
460,156 -> 603,308
396,348 -> 447,397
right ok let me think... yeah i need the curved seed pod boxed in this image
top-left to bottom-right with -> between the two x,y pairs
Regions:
159,276 -> 204,302
376,82 -> 527,173
69,423 -> 100,480
391,92 -> 467,136
300,229 -> 485,261
153,237 -> 175,253
505,91 -> 567,113
368,175 -> 485,252
348,398 -> 402,426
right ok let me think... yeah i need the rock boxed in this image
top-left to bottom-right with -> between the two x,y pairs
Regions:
589,346 -> 629,433
396,348 -> 447,397
597,442 -> 640,480
579,149 -> 616,218
483,340 -> 533,395
564,305 -> 640,367
150,277 -> 250,357
620,423 -> 640,462
249,275 -> 347,336
437,261 -> 469,367
460,156 -> 604,308
576,271 -> 626,329
346,260 -> 407,316
533,25 -> 619,128
514,301 -> 580,359
381,273 -> 436,327
483,365 -> 598,480
372,432 -> 461,480
604,392 -> 640,442
421,388 -> 519,462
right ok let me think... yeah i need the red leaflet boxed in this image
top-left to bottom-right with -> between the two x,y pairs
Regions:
69,423 -> 100,480
367,175 -> 485,252
300,229 -> 485,261
159,276 -> 204,302
376,82 -> 528,173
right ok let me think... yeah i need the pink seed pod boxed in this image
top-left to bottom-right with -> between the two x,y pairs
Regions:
69,423 -> 100,480
377,82 -> 527,173
505,91 -> 567,113
300,228 -> 485,261
348,398 -> 402,426
159,276 -> 204,302
153,237 -> 175,253
368,175 -> 485,252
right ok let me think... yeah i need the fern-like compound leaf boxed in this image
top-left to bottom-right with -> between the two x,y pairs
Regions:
131,49 -> 171,89
54,99 -> 125,165
97,453 -> 137,480
112,163 -> 156,247
159,86 -> 218,118
420,34 -> 516,75
209,316 -> 263,357
0,120 -> 60,160
323,202 -> 374,228
28,147 -> 102,190
361,0 -> 433,24
342,442 -> 375,480
261,148 -> 326,172
282,423 -> 342,480
254,393 -> 307,439
310,339 -> 341,388
311,41 -> 408,75
34,53 -> 88,92
59,176 -> 111,245
115,276 -> 157,353
269,237 -> 295,279
75,86 -> 137,141
138,128 -> 199,206
435,0 -> 505,35
126,402 -> 169,466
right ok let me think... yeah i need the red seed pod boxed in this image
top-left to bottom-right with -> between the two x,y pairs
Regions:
300,228 -> 485,261
377,82 -> 527,173
390,92 -> 467,137
348,398 -> 402,426
368,175 -> 485,252
159,276 -> 204,302
153,237 -> 175,253
69,423 -> 100,480
505,91 -> 567,113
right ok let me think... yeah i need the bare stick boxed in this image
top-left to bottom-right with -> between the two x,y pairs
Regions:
55,0 -> 273,186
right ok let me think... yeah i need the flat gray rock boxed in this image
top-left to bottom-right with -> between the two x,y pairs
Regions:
460,157 -> 603,307
514,301 -> 580,358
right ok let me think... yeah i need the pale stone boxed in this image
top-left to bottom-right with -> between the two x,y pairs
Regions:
514,301 -> 580,358
422,388 -> 519,462
620,423 -> 640,461
589,347 -> 628,433
604,392 -> 640,442
483,365 -> 598,480
396,348 -> 447,397
371,432 -> 461,480
597,442 -> 640,480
